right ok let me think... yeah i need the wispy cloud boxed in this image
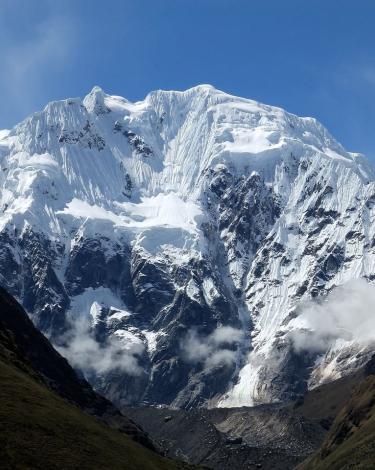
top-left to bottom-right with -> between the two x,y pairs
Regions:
181,326 -> 243,369
356,64 -> 375,87
306,57 -> 375,157
329,60 -> 375,91
56,315 -> 145,377
5,19 -> 74,85
0,0 -> 79,124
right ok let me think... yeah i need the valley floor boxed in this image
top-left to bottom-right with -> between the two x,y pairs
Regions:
125,372 -> 360,470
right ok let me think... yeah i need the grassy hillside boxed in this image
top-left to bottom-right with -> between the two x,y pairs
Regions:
0,354 -> 188,470
301,360 -> 375,469
291,371 -> 361,429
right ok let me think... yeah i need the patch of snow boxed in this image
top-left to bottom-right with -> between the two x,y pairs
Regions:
143,330 -> 160,353
186,278 -> 201,301
68,287 -> 128,325
116,192 -> 204,233
112,329 -> 144,351
202,278 -> 220,306
0,129 -> 10,141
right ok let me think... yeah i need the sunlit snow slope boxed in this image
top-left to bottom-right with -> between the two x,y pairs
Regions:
0,84 -> 374,408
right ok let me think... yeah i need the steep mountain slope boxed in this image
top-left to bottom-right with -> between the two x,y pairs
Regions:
0,84 -> 374,408
0,286 -> 191,469
301,355 -> 375,469
0,284 -> 154,448
0,358 -> 188,470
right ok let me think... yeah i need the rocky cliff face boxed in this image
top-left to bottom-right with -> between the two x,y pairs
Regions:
0,85 -> 374,408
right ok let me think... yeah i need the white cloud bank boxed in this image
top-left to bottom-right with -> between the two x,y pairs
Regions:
288,279 -> 375,353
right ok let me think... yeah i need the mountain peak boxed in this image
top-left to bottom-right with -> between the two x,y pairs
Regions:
185,83 -> 218,93
90,85 -> 105,94
83,85 -> 109,114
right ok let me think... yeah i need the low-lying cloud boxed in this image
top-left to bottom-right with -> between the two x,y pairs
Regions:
56,316 -> 144,378
182,326 -> 243,368
288,279 -> 375,353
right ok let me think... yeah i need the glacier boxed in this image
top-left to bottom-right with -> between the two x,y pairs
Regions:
0,84 -> 375,408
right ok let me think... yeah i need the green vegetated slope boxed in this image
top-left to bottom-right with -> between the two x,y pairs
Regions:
291,370 -> 362,429
0,355 -> 188,470
301,357 -> 375,470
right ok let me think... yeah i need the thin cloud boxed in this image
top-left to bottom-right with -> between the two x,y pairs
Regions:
181,326 -> 243,369
56,315 -> 145,377
0,1 -> 79,123
327,59 -> 375,92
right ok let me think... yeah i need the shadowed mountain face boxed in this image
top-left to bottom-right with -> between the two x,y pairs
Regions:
0,286 -> 195,469
1,85 -> 375,409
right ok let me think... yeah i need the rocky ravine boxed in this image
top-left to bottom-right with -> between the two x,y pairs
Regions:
0,85 -> 374,408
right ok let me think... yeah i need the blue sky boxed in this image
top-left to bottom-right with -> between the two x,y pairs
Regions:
1,0 -> 375,156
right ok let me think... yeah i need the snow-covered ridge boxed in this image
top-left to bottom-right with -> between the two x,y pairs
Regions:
0,85 -> 366,234
0,84 -> 375,408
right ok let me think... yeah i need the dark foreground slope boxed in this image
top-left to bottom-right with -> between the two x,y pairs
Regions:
0,356 -> 188,470
301,355 -> 375,470
0,286 -> 189,469
0,285 -> 153,446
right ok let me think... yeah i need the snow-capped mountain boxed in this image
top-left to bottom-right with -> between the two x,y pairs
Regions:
0,84 -> 374,408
